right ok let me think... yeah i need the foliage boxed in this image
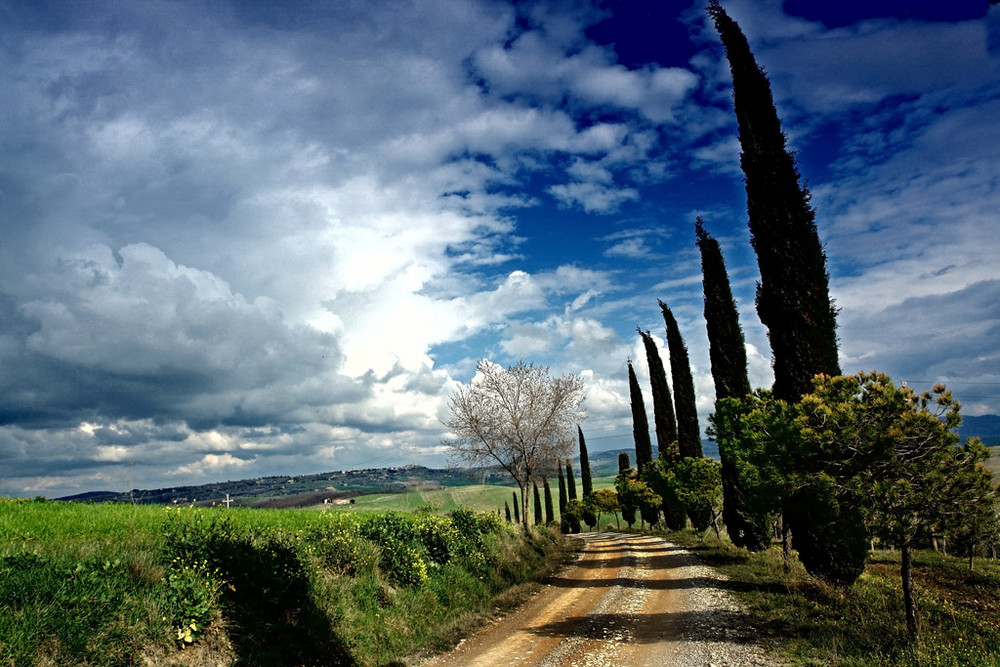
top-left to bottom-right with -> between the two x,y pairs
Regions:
627,359 -> 654,473
562,499 -> 584,534
695,217 -> 751,401
445,359 -> 585,532
710,397 -> 773,551
707,0 -> 840,404
614,466 -> 638,529
542,476 -> 555,524
637,328 -> 678,456
711,371 -> 999,638
659,300 -> 703,458
578,425 -> 594,498
641,455 -> 686,531
589,488 -> 620,529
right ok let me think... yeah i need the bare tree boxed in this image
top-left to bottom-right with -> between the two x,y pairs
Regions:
445,359 -> 586,532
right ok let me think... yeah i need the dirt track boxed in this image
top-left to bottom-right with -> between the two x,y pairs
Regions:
419,532 -> 772,666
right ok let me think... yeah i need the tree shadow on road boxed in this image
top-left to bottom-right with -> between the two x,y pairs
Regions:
525,609 -> 760,645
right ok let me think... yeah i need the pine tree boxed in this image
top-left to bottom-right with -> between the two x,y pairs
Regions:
707,0 -> 840,404
628,359 -> 654,472
659,301 -> 702,458
512,491 -> 520,524
578,427 -> 593,498
543,476 -> 555,524
637,329 -> 678,458
696,218 -> 751,401
697,218 -> 766,550
533,481 -> 543,526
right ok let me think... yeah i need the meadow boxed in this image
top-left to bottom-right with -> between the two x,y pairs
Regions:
668,530 -> 1000,666
0,497 -> 569,666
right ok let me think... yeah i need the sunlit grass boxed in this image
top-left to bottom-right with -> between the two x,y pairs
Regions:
0,497 -> 569,666
667,529 -> 1000,665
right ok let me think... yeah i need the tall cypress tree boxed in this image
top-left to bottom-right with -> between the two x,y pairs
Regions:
557,464 -> 567,514
565,458 -> 583,533
696,218 -> 751,401
659,301 -> 702,459
697,218 -> 767,550
543,476 -> 555,524
512,491 -> 520,524
533,481 -> 543,526
637,329 -> 679,459
708,1 -> 858,583
627,359 -> 654,472
707,0 -> 840,404
578,425 -> 594,498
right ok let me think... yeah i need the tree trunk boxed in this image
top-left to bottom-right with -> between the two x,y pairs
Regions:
901,543 -> 919,640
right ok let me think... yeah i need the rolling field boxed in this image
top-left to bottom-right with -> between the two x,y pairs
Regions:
325,476 -> 618,515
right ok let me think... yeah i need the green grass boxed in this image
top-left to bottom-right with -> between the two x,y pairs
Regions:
330,476 -> 618,516
667,530 -> 1000,665
0,497 -> 570,666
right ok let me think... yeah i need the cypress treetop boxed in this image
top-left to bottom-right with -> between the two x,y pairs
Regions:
637,328 -> 679,458
696,218 -> 752,401
707,0 -> 840,403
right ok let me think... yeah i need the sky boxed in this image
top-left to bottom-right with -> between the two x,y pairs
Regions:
1,0 -> 998,498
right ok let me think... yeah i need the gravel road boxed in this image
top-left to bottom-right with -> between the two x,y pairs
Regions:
418,532 -> 776,666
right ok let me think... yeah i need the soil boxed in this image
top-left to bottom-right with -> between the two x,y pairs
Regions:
418,531 -> 775,666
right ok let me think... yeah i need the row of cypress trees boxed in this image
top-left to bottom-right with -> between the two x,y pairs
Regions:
620,0 -> 850,569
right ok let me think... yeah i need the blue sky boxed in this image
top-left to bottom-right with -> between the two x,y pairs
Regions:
1,0 -> 998,498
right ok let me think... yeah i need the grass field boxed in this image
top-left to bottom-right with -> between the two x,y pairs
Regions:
0,498 -> 568,666
327,475 -> 618,517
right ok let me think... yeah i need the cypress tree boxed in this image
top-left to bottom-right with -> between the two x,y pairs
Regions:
627,359 -> 654,472
696,218 -> 752,401
512,491 -> 520,524
533,481 -> 543,526
708,1 -> 855,581
578,427 -> 594,498
697,218 -> 767,550
707,0 -> 840,404
659,301 -> 702,458
557,465 -> 567,514
565,459 -> 583,533
504,500 -> 511,523
618,451 -> 630,474
637,329 -> 679,459
543,476 -> 555,524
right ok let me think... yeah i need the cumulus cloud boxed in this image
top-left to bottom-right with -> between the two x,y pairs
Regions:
1,0 -> 997,496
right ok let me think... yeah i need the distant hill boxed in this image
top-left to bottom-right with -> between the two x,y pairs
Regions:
960,414 -> 1000,445
57,465 -> 508,507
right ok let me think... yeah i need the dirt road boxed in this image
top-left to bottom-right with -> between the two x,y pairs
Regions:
420,532 -> 772,666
